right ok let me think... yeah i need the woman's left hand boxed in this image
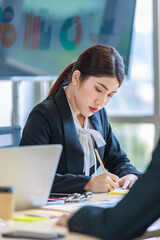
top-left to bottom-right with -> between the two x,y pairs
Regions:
119,174 -> 138,189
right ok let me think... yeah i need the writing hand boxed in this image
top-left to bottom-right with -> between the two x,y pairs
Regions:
119,174 -> 138,189
84,172 -> 119,193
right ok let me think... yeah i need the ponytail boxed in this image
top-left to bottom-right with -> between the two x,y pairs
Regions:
49,44 -> 124,95
48,62 -> 74,95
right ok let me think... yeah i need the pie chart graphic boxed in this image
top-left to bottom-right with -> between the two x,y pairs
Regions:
60,15 -> 82,50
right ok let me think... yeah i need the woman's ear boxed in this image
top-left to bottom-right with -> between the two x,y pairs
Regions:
72,70 -> 81,87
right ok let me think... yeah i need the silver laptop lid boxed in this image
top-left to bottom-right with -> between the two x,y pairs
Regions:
0,144 -> 62,211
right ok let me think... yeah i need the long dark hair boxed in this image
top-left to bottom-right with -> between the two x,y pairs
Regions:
49,44 -> 125,95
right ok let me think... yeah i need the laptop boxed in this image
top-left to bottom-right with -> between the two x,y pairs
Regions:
0,144 -> 62,211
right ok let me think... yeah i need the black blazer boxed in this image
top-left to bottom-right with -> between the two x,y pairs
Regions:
20,86 -> 140,193
68,138 -> 160,240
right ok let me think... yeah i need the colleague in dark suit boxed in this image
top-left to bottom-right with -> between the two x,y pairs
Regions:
57,138 -> 160,240
20,44 -> 140,193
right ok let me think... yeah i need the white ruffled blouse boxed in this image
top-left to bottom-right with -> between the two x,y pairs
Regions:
68,102 -> 106,176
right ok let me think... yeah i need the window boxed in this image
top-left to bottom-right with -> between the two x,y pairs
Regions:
106,0 -> 155,172
0,81 -> 12,126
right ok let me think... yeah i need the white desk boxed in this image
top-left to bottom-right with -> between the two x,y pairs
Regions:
0,193 -> 159,240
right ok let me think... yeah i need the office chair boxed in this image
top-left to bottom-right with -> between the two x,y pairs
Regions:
0,125 -> 21,148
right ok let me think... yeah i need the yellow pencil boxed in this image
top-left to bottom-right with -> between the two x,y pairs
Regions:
94,148 -> 107,173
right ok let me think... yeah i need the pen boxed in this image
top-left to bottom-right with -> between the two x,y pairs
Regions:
65,192 -> 93,202
94,148 -> 107,173
94,149 -> 120,188
65,193 -> 81,202
84,191 -> 92,197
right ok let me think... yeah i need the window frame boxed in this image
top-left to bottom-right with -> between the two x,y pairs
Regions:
108,0 -> 160,148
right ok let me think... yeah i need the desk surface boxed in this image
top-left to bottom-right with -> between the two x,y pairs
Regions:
0,193 -> 159,240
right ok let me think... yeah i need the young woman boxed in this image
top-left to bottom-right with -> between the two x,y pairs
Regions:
20,44 -> 140,193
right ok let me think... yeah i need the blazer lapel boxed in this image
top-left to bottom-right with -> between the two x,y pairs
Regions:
54,87 -> 84,174
89,112 -> 105,162
89,113 -> 104,140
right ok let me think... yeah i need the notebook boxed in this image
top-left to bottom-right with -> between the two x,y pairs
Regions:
0,144 -> 62,211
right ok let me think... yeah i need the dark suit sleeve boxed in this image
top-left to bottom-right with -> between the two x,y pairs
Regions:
100,109 -> 141,177
20,110 -> 51,146
52,174 -> 91,193
68,139 -> 160,240
20,108 -> 91,193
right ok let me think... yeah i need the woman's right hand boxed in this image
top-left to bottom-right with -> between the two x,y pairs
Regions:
84,172 -> 119,193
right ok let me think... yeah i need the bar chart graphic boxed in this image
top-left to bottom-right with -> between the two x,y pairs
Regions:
24,11 -> 52,50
